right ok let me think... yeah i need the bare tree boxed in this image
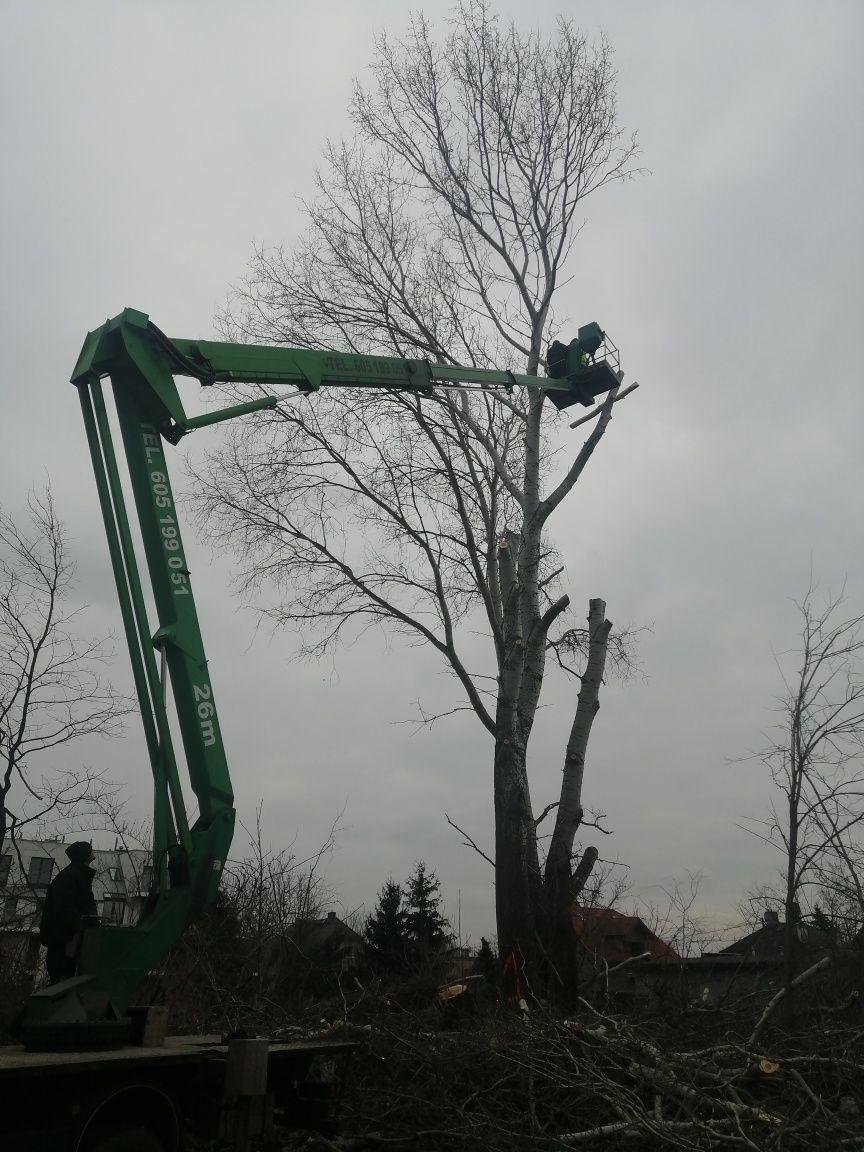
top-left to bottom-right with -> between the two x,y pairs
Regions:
0,487 -> 128,858
639,871 -> 713,961
148,808 -> 342,1030
751,582 -> 864,1008
811,853 -> 864,941
194,1 -> 640,971
223,806 -> 339,1009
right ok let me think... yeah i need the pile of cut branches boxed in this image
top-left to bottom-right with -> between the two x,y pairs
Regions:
332,989 -> 864,1150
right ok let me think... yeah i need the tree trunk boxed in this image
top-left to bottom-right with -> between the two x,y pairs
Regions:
494,531 -> 542,971
543,598 -> 612,1001
783,793 -> 800,1020
494,733 -> 541,963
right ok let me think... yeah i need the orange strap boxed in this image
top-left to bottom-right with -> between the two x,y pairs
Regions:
501,948 -> 522,1003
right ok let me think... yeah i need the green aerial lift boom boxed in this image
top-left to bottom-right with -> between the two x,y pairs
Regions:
22,308 -> 620,1046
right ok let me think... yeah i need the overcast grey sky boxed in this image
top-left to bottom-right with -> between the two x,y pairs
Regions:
2,1 -> 863,946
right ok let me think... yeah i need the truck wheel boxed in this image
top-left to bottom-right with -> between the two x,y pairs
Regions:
76,1084 -> 179,1152
88,1131 -> 166,1152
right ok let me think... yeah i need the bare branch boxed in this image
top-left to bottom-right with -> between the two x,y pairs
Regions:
567,381 -> 639,429
445,811 -> 494,868
748,955 -> 832,1048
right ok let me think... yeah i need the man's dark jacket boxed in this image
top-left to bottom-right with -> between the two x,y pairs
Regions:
39,862 -> 97,947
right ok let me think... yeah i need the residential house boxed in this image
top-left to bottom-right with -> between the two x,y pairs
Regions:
572,906 -> 678,966
614,910 -> 839,1010
712,908 -> 833,961
287,911 -> 366,972
683,909 -> 837,1005
567,906 -> 687,1007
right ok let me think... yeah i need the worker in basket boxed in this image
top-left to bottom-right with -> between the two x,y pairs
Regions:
38,841 -> 99,984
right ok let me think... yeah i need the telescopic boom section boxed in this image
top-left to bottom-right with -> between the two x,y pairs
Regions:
71,307 -> 620,435
23,307 -> 620,1044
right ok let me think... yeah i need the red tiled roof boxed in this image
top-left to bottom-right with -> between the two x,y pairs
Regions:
571,906 -> 678,964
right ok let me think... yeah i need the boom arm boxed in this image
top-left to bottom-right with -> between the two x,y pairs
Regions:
24,308 -> 620,1042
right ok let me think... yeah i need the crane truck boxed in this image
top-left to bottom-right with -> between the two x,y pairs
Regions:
0,309 -> 622,1150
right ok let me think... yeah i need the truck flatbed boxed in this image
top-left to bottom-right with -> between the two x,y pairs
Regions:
0,1033 -> 360,1150
0,1033 -> 359,1075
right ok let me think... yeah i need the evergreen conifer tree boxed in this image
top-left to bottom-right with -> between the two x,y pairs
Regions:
404,862 -> 451,957
364,878 -> 408,969
477,936 -> 497,977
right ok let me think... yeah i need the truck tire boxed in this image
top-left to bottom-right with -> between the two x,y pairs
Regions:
76,1084 -> 179,1152
87,1131 -> 166,1152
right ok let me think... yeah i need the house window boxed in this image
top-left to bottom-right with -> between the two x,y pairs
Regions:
102,896 -> 126,925
28,857 -> 54,888
13,895 -> 39,923
2,896 -> 17,922
106,866 -> 122,883
0,854 -> 11,887
141,865 -> 153,893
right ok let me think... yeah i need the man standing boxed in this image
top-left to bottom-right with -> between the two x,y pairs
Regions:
38,841 -> 98,984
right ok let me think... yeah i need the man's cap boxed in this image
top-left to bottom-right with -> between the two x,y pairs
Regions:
65,841 -> 94,863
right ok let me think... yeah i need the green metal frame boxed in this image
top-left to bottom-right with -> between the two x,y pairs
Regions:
23,308 -> 619,1041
